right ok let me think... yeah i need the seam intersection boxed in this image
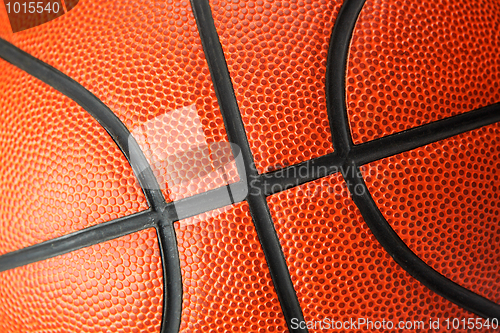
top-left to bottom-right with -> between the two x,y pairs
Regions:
190,1 -> 308,331
0,37 -> 183,333
0,0 -> 499,329
326,0 -> 500,320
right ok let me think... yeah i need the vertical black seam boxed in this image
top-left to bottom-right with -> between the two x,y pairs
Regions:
189,1 -> 308,331
326,0 -> 500,319
158,221 -> 183,333
325,0 -> 362,156
3,102 -> 500,272
0,38 -> 182,333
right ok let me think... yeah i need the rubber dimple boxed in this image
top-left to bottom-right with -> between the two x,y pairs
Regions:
346,0 -> 500,144
0,59 -> 147,255
175,203 -> 287,333
0,229 -> 163,333
364,122 -> 500,303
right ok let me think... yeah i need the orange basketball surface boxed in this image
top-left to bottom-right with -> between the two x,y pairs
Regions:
0,0 -> 499,332
0,229 -> 163,332
211,0 -> 339,172
0,60 -> 147,255
365,123 -> 500,303
346,0 -> 500,143
176,203 -> 287,332
267,174 -> 480,333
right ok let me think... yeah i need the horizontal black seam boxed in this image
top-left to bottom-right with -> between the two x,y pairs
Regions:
0,180 -> 248,272
325,0 -> 500,319
0,38 -> 181,333
163,181 -> 248,221
260,153 -> 344,196
260,105 -> 500,193
0,210 -> 158,272
350,103 -> 500,165
3,104 -> 498,272
190,0 -> 307,331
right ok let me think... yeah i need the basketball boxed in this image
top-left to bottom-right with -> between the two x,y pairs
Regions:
0,0 -> 499,332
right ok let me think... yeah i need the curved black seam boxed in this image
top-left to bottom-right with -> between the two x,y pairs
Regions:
189,1 -> 307,332
3,99 -> 499,271
0,39 -> 163,210
0,38 -> 182,333
325,0 -> 362,156
343,160 -> 500,319
326,0 -> 500,319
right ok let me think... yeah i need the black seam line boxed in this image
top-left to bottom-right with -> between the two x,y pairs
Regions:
163,181 -> 248,221
342,160 -> 500,319
261,154 -> 344,196
350,102 -> 500,165
260,103 -> 500,195
326,0 -> 500,318
157,221 -> 183,333
0,210 -> 158,273
325,0 -> 360,156
0,180 -> 248,272
0,38 -> 165,212
190,1 -> 307,332
0,38 -> 182,333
